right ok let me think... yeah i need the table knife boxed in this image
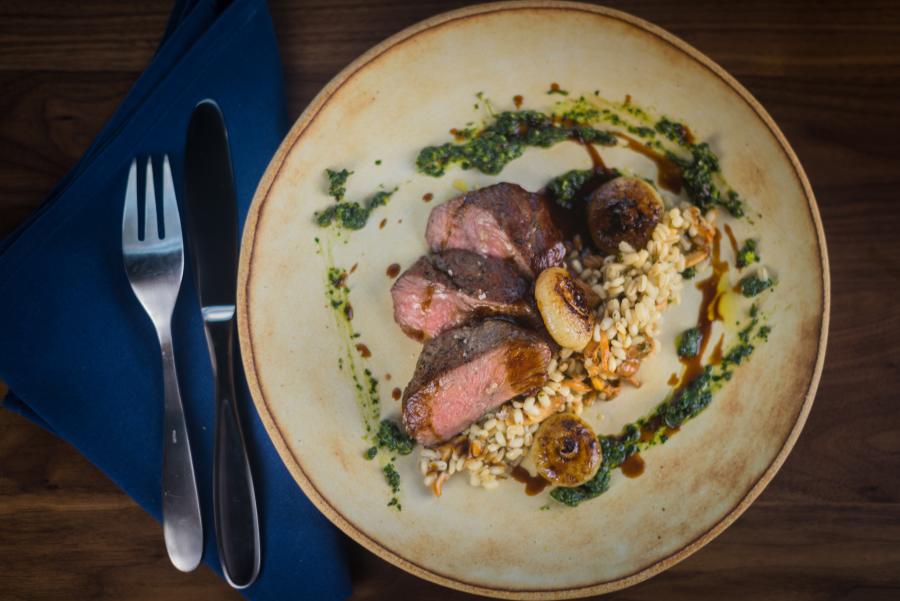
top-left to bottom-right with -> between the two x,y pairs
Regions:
184,100 -> 260,589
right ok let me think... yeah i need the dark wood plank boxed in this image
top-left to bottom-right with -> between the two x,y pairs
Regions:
1,1 -> 899,600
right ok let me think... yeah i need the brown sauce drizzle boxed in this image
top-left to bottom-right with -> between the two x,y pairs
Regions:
614,132 -> 683,194
723,223 -> 739,258
379,218 -> 387,229
513,95 -> 524,109
422,192 -> 433,202
621,453 -> 645,478
386,263 -> 400,278
667,372 -> 679,386
349,262 -> 358,274
512,466 -> 549,495
673,229 -> 728,393
391,387 -> 402,401
708,333 -> 725,365
355,343 -> 371,358
624,94 -> 632,105
581,139 -> 608,171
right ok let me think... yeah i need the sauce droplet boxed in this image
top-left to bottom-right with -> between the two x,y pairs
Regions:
511,466 -> 549,495
513,94 -> 524,109
422,192 -> 433,202
667,372 -> 679,386
391,387 -> 402,401
349,262 -> 358,274
549,82 -> 562,93
386,263 -> 400,278
624,93 -> 632,105
621,453 -> 645,478
379,218 -> 387,229
355,343 -> 371,358
384,373 -> 391,381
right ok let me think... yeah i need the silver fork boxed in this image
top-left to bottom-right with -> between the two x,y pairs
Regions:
122,156 -> 203,572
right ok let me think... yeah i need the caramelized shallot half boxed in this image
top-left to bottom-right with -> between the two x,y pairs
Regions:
587,176 -> 663,255
531,412 -> 602,487
534,267 -> 596,351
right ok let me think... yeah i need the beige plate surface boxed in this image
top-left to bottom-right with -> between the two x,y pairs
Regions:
237,2 -> 829,598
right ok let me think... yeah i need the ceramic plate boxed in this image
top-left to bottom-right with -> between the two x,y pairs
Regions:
237,2 -> 828,597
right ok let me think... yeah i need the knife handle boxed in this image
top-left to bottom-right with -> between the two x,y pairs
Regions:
205,317 -> 261,589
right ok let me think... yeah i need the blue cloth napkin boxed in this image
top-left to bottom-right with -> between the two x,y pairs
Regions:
0,1 -> 351,599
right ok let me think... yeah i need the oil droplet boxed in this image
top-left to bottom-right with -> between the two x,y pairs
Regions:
452,179 -> 469,193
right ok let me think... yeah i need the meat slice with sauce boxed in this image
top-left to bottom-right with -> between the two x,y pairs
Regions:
402,319 -> 552,445
425,182 -> 566,277
390,250 -> 538,340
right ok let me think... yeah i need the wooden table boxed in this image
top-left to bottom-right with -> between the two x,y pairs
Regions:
1,1 -> 898,599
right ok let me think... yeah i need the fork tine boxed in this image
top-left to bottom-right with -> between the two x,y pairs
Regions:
161,155 -> 182,243
122,159 -> 139,245
144,158 -> 159,241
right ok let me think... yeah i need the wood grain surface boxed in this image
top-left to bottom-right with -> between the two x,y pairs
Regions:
1,1 -> 898,599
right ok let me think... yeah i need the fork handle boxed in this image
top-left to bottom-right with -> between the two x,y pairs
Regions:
206,317 -> 261,589
159,326 -> 203,572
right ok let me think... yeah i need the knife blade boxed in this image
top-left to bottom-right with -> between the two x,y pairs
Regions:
184,99 -> 261,589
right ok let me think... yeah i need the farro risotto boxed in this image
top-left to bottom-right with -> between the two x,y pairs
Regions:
315,90 -> 775,509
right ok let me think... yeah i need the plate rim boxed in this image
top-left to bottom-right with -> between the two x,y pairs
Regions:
237,2 -> 831,598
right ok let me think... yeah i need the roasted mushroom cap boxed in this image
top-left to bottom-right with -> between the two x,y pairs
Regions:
587,176 -> 664,255
531,412 -> 602,486
535,267 -> 595,351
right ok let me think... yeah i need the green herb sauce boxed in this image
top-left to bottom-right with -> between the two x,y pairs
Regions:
655,117 -> 692,145
677,327 -> 703,358
315,188 -> 396,230
325,168 -> 352,201
416,110 -> 616,177
739,273 -> 773,297
320,242 -> 380,436
669,143 -> 745,217
374,419 -> 415,456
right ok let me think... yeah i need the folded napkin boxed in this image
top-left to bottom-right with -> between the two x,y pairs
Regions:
0,1 -> 351,598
